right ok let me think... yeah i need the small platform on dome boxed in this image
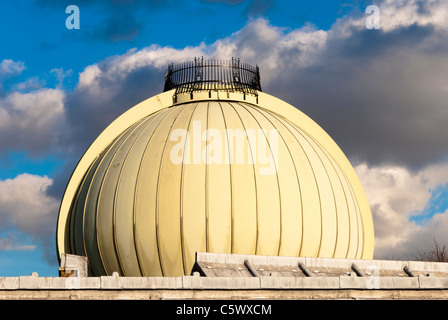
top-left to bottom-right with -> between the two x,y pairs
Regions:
163,57 -> 262,97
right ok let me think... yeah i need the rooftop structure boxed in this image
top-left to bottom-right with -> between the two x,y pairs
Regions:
56,58 -> 374,277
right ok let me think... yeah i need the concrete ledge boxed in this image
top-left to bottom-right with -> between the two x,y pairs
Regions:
0,277 -> 19,289
16,274 -> 100,290
4,274 -> 448,301
3,288 -> 448,300
7,274 -> 448,291
120,277 -> 183,289
6,253 -> 448,299
19,274 -> 53,289
378,277 -> 420,289
47,277 -> 100,289
409,261 -> 448,275
339,276 -> 419,289
260,276 -> 340,289
100,274 -> 121,289
419,276 -> 448,289
182,276 -> 260,289
7,253 -> 448,295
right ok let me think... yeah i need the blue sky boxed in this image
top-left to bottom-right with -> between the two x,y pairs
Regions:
0,0 -> 367,89
1,0 -> 448,276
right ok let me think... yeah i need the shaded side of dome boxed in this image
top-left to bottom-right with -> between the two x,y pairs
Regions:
63,96 -> 372,277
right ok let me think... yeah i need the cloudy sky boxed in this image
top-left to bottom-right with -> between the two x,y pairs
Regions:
1,0 -> 448,276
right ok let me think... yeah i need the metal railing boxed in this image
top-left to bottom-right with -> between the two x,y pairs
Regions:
163,57 -> 262,96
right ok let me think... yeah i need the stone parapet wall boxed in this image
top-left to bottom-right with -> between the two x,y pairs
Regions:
2,253 -> 448,299
2,272 -> 448,291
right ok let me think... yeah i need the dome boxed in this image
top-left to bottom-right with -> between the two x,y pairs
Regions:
56,59 -> 374,276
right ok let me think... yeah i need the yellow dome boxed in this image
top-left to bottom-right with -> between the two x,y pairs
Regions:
56,60 -> 374,277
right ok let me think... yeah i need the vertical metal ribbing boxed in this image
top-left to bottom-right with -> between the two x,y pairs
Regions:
271,115 -> 322,257
204,102 -> 210,253
92,129 -> 134,276
306,134 -> 347,259
243,103 -> 304,257
235,102 -> 281,256
133,107 -> 181,276
111,118 -> 154,276
179,103 -> 201,275
131,110 -> 172,276
113,111 -> 172,276
227,101 -> 259,256
217,102 -> 234,254
113,110 -> 167,276
296,129 -> 338,259
154,104 -> 193,276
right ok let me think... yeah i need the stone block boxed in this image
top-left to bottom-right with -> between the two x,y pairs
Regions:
260,276 -> 339,289
339,275 -> 375,289
377,277 -> 419,289
51,276 -> 100,289
182,276 -> 260,289
339,275 -> 418,289
19,273 -> 53,289
419,276 -> 448,289
100,272 -> 121,289
0,277 -> 19,289
120,277 -> 183,289
409,260 -> 448,273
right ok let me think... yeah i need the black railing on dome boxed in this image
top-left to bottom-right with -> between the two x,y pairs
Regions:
163,57 -> 262,96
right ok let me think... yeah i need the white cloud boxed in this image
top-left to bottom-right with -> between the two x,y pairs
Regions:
375,0 -> 448,32
0,174 -> 58,252
419,163 -> 448,190
356,162 -> 448,259
332,0 -> 448,35
77,45 -> 205,92
417,209 -> 448,243
50,68 -> 72,89
0,88 -> 66,155
0,59 -> 25,78
355,163 -> 427,258
15,76 -> 46,92
211,18 -> 328,86
0,233 -> 36,251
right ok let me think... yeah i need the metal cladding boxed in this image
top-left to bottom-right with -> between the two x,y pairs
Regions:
57,60 -> 374,277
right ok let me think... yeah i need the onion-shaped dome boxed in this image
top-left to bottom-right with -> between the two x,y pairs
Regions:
57,59 -> 374,276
